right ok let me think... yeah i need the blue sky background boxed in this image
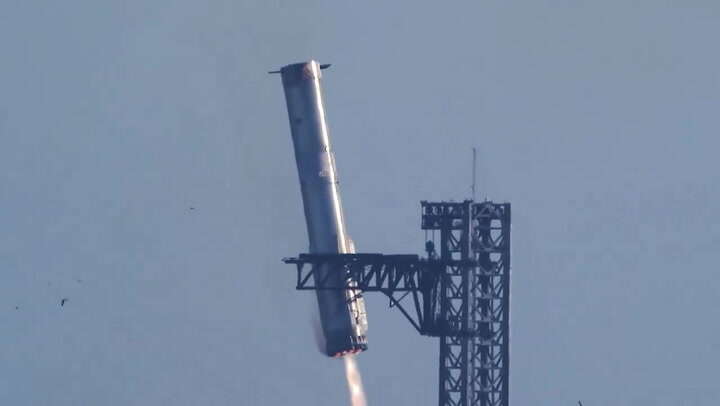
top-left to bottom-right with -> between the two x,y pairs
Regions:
1,1 -> 719,405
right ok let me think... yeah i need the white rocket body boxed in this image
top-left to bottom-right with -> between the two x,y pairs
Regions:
277,61 -> 368,356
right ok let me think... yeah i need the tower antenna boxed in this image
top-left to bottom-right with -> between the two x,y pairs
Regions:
472,147 -> 477,201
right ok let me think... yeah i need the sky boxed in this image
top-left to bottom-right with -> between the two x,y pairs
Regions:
1,1 -> 719,405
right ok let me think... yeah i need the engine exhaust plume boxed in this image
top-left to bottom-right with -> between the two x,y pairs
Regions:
343,355 -> 367,406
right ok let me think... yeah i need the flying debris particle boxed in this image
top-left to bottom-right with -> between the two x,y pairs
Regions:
15,306 -> 19,310
60,298 -> 68,307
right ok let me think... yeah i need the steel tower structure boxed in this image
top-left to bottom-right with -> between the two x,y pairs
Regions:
423,201 -> 511,406
284,200 -> 510,406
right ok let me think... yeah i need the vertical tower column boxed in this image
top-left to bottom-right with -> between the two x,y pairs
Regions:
422,201 -> 510,406
469,202 -> 511,406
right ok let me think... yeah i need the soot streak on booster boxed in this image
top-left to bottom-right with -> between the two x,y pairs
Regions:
275,60 -> 368,357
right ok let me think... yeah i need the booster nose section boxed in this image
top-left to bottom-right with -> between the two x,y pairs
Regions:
276,61 -> 368,356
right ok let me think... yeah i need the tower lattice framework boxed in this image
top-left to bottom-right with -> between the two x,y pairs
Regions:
422,201 -> 510,406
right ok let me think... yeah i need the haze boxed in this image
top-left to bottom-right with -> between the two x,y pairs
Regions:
1,1 -> 718,405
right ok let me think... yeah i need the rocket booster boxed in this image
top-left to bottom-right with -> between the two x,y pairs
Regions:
275,61 -> 368,357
